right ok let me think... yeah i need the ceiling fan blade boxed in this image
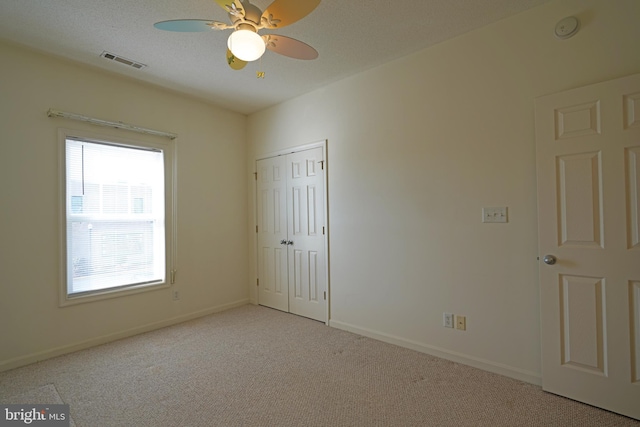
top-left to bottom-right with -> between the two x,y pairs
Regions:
263,35 -> 318,60
213,0 -> 231,10
226,49 -> 247,70
214,0 -> 245,19
261,0 -> 320,29
154,19 -> 217,32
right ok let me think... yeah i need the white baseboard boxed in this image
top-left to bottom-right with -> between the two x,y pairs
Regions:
329,319 -> 541,386
0,298 -> 250,373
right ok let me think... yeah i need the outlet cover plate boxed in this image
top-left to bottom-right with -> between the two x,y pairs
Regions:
456,315 -> 466,331
443,313 -> 454,328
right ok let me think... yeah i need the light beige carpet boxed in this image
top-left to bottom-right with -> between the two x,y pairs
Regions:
0,305 -> 638,426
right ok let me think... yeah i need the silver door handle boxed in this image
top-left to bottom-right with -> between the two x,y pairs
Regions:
280,240 -> 287,245
287,240 -> 293,245
543,255 -> 557,265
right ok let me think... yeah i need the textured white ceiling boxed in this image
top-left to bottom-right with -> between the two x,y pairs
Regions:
0,0 -> 551,114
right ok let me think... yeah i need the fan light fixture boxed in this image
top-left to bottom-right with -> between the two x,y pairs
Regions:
154,0 -> 321,71
227,29 -> 265,62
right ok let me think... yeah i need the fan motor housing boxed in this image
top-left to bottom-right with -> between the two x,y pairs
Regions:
231,3 -> 262,26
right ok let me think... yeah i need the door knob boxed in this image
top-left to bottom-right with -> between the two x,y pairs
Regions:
287,240 -> 294,245
543,255 -> 557,265
280,240 -> 287,245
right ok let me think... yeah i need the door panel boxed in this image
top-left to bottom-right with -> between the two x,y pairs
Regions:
287,147 -> 326,322
559,274 -> 606,375
536,72 -> 640,419
627,146 -> 640,249
632,280 -> 640,383
256,155 -> 288,312
556,152 -> 603,247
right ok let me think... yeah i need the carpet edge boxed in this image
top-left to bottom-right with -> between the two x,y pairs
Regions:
329,318 -> 541,385
0,298 -> 250,373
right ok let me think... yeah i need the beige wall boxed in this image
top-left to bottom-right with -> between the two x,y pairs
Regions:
247,0 -> 640,383
0,42 -> 249,370
1,0 -> 638,382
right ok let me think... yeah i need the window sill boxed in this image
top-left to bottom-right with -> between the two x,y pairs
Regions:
59,281 -> 170,307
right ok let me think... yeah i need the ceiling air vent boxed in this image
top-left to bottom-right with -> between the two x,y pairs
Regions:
100,51 -> 146,69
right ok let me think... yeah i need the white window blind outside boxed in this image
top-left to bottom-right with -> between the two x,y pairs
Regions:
65,138 -> 166,296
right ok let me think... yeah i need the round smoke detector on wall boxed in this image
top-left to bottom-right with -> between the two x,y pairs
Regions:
554,16 -> 580,39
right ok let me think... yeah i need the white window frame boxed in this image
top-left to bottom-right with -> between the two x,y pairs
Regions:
58,128 -> 176,306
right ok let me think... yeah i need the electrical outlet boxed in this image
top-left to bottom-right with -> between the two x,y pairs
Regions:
443,313 -> 454,328
172,290 -> 180,301
455,315 -> 466,331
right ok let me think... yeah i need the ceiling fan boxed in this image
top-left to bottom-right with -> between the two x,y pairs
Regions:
154,0 -> 320,71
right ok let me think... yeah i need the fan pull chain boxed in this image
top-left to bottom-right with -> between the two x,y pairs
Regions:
257,56 -> 265,79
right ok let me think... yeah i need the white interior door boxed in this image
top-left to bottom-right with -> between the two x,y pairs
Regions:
535,72 -> 640,420
286,147 -> 327,322
256,146 -> 327,323
256,155 -> 289,312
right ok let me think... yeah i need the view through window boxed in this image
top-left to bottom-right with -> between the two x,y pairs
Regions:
64,137 -> 167,297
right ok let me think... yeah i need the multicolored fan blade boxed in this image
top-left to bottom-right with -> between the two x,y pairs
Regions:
226,49 -> 248,70
213,0 -> 230,10
262,34 -> 318,60
214,0 -> 244,17
261,0 -> 320,29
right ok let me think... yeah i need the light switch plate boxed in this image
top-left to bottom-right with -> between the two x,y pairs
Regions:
482,207 -> 508,223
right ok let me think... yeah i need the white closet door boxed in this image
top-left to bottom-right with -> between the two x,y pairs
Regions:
256,146 -> 328,323
256,155 -> 289,312
286,147 -> 326,322
535,72 -> 640,420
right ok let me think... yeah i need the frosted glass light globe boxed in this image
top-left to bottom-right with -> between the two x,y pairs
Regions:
227,30 -> 265,62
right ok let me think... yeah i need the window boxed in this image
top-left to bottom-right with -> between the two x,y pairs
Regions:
61,131 -> 174,303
